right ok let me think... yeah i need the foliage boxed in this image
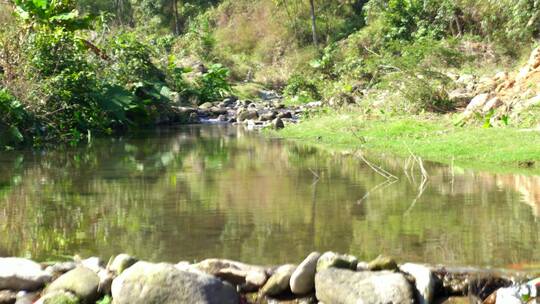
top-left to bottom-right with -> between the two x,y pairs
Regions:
13,0 -> 92,30
365,0 -> 457,40
193,64 -> 231,102
0,0 -> 239,147
0,88 -> 31,147
174,12 -> 216,59
96,296 -> 112,304
106,32 -> 162,85
283,74 -> 321,102
365,0 -> 540,44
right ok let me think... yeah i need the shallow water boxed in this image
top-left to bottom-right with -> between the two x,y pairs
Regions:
0,125 -> 539,269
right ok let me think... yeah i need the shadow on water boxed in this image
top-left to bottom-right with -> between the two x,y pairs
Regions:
0,125 -> 539,269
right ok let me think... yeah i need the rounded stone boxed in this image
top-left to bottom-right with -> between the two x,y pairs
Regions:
289,252 -> 321,295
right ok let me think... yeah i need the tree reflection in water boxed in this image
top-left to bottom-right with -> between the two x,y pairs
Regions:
0,125 -> 538,269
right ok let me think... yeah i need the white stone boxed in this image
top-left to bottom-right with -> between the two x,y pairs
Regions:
400,263 -> 436,304
0,258 -> 52,291
465,93 -> 490,114
108,254 -> 137,274
482,97 -> 503,113
80,257 -> 103,273
289,252 -> 321,295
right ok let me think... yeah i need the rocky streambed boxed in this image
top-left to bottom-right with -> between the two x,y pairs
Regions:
0,252 -> 538,304
166,93 -> 320,130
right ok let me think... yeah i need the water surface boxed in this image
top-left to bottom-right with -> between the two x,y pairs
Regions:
0,125 -> 539,269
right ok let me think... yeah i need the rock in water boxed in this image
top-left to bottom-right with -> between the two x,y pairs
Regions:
260,264 -> 297,296
0,258 -> 52,291
400,263 -> 437,304
193,259 -> 268,288
199,102 -> 214,110
316,252 -> 358,272
290,252 -> 321,295
272,118 -> 285,130
237,110 -> 259,122
315,268 -> 414,304
45,267 -> 100,304
111,261 -> 239,304
367,255 -> 398,271
259,111 -> 277,121
108,254 -> 138,274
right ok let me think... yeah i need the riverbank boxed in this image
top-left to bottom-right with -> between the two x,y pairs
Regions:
273,110 -> 540,174
0,253 -> 538,304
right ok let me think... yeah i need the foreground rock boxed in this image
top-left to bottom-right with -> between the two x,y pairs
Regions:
36,291 -> 78,304
111,261 -> 239,304
260,264 -> 297,296
289,252 -> 321,295
0,290 -> 16,304
486,277 -> 540,304
0,258 -> 52,291
316,251 -> 358,272
315,268 -> 414,304
367,255 -> 398,271
44,267 -> 100,304
108,254 -> 138,274
400,263 -> 437,304
194,258 -> 268,289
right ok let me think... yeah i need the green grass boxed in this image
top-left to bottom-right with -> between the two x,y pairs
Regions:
232,83 -> 266,100
274,110 -> 540,174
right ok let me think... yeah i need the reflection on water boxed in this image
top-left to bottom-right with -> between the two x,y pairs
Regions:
0,125 -> 539,268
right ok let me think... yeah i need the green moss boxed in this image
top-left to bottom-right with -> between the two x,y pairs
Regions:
43,293 -> 79,304
274,110 -> 540,174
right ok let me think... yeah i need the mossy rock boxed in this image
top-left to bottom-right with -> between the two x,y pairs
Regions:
367,255 -> 398,271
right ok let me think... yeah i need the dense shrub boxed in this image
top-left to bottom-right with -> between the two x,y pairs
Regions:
283,74 -> 321,101
0,88 -> 31,146
107,32 -> 163,85
193,64 -> 231,102
366,0 -> 540,44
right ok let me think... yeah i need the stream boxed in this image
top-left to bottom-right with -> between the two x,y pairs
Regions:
0,125 -> 538,269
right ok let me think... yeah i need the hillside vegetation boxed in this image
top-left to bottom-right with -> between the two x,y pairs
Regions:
1,0 -> 540,150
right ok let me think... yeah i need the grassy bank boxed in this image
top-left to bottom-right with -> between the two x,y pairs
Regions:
275,110 -> 540,174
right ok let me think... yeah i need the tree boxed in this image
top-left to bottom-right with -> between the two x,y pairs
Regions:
309,0 -> 318,47
172,0 -> 181,35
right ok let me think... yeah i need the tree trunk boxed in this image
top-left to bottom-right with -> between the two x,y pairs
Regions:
172,0 -> 181,36
309,0 -> 318,48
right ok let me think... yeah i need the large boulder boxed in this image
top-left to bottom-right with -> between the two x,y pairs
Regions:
260,264 -> 296,296
111,261 -> 239,304
315,268 -> 414,304
0,258 -> 52,291
289,252 -> 321,295
44,267 -> 100,304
